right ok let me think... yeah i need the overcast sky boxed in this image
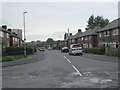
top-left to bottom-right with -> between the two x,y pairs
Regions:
1,0 -> 119,42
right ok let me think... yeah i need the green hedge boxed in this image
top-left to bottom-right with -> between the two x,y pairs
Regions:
6,46 -> 37,55
83,47 -> 105,55
105,50 -> 120,57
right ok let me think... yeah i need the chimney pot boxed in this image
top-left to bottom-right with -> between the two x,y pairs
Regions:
2,25 -> 7,30
78,29 -> 81,33
70,33 -> 72,36
8,28 -> 12,32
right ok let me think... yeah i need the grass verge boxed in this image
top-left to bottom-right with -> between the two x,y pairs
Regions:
1,55 -> 25,62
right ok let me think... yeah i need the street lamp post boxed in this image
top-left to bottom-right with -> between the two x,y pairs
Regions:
23,12 -> 27,58
68,28 -> 70,48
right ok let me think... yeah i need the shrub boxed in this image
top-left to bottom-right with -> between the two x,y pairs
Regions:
105,50 -> 120,57
83,47 -> 105,55
6,46 -> 37,56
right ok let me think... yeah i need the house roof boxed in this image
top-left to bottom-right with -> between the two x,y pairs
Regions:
98,18 -> 120,32
69,26 -> 101,39
0,26 -> 10,33
69,31 -> 83,39
81,26 -> 102,37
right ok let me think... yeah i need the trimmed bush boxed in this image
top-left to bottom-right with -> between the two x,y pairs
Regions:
6,46 -> 37,56
105,50 -> 120,57
83,47 -> 105,55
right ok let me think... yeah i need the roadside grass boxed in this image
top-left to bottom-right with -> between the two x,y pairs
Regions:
2,55 -> 25,62
0,56 -> 2,62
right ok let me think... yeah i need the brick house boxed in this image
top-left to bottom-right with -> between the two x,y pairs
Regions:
0,26 -> 10,48
61,18 -> 119,53
68,27 -> 101,48
69,29 -> 83,45
9,29 -> 23,47
0,25 -> 23,49
78,27 -> 101,48
97,18 -> 120,49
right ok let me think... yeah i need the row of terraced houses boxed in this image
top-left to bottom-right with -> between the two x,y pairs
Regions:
60,18 -> 119,52
0,25 -> 23,54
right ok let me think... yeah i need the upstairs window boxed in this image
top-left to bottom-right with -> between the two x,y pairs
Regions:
89,36 -> 91,40
0,31 -> 4,37
79,37 -> 81,41
112,28 -> 118,36
104,31 -> 109,37
99,33 -> 102,37
7,33 -> 9,38
81,37 -> 84,40
85,36 -> 88,40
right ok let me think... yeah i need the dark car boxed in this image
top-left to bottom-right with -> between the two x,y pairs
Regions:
61,47 -> 69,53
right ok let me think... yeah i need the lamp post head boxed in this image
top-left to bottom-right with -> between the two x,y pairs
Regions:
23,12 -> 27,14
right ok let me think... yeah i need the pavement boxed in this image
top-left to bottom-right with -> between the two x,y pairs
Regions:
2,51 -> 45,67
2,50 -> 118,88
82,53 -> 119,62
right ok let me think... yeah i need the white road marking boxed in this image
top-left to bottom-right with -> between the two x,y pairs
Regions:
67,59 -> 71,63
72,65 -> 83,77
63,55 -> 83,77
11,76 -> 20,79
64,56 -> 66,59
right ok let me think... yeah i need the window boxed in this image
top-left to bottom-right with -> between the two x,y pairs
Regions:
72,39 -> 74,43
99,33 -> 102,37
85,36 -> 88,40
81,37 -> 83,40
89,43 -> 92,48
104,31 -> 109,36
112,28 -> 118,36
0,31 -> 4,37
7,33 -> 9,38
116,42 -> 119,48
89,36 -> 91,40
79,37 -> 81,41
15,38 -> 18,41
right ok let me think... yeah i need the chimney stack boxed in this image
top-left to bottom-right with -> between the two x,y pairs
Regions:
70,33 -> 72,36
8,28 -> 12,32
78,29 -> 81,33
2,25 -> 7,30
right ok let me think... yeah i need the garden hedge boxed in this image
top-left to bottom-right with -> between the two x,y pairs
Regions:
83,47 -> 105,55
6,46 -> 37,55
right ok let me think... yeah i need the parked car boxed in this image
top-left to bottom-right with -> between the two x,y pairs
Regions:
69,44 -> 83,55
61,47 -> 69,53
39,47 -> 45,52
48,47 -> 52,50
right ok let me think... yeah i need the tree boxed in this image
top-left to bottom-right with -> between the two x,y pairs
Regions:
85,15 -> 109,30
64,33 -> 67,40
46,38 -> 54,47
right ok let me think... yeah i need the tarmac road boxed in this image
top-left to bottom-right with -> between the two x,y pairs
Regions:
2,50 -> 118,88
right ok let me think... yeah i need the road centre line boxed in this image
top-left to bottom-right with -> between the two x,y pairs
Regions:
72,65 -> 83,77
64,56 -> 66,59
66,59 -> 71,63
63,55 -> 83,77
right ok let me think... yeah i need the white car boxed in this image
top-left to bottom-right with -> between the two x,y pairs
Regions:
61,47 -> 69,53
48,47 -> 52,50
38,47 -> 45,51
69,44 -> 83,55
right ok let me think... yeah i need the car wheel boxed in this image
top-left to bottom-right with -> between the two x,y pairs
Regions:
80,53 -> 82,55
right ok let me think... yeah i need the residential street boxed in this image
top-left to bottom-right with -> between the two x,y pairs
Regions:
2,50 -> 118,88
